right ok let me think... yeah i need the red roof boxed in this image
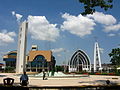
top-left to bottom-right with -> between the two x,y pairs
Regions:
0,63 -> 4,66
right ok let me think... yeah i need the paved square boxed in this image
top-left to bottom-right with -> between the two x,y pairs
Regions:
0,73 -> 120,87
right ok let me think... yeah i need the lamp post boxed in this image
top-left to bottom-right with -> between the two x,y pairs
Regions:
36,64 -> 37,72
30,62 -> 32,72
42,60 -> 45,72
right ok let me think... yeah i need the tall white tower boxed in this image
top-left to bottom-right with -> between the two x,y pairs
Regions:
16,21 -> 28,73
94,42 -> 102,72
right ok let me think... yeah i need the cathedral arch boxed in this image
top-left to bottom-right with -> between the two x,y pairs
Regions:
69,50 -> 91,72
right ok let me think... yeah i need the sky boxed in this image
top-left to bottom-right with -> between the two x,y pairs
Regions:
0,0 -> 120,65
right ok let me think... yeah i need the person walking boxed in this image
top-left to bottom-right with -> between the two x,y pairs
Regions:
43,72 -> 46,80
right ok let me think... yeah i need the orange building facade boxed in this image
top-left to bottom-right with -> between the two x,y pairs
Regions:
3,45 -> 56,72
28,50 -> 52,62
27,50 -> 56,72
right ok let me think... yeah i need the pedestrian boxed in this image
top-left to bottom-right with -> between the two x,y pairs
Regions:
20,72 -> 29,86
43,72 -> 46,80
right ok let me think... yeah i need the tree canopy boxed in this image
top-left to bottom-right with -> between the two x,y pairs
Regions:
79,0 -> 113,15
109,48 -> 120,65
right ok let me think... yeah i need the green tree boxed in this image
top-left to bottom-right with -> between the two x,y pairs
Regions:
79,0 -> 113,15
109,48 -> 120,66
55,65 -> 64,72
5,66 -> 15,73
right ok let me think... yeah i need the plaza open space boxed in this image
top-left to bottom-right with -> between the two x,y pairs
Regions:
0,73 -> 120,87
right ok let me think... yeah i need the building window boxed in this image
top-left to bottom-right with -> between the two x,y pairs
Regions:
31,55 -> 47,67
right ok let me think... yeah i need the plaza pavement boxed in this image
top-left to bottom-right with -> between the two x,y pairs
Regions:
0,73 -> 120,87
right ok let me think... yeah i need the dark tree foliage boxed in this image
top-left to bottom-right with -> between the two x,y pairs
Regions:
55,65 -> 64,71
109,48 -> 120,65
79,0 -> 113,15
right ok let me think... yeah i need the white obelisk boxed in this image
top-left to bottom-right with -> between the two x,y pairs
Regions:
94,42 -> 102,72
16,21 -> 28,73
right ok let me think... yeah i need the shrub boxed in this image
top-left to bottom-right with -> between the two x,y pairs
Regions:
5,66 -> 15,73
108,73 -> 115,75
95,73 -> 101,75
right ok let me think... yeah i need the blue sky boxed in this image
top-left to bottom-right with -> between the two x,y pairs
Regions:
0,0 -> 120,65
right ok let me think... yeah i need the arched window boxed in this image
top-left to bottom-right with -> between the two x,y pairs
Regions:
31,55 -> 47,67
34,55 -> 45,62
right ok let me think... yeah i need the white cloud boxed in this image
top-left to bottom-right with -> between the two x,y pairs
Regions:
11,11 -> 23,22
57,54 -> 61,57
99,48 -> 104,53
15,14 -> 23,22
11,11 -> 15,16
51,48 -> 65,53
108,33 -> 116,37
61,13 -> 96,37
87,12 -> 116,25
28,15 -> 60,42
104,23 -> 120,32
0,30 -> 16,46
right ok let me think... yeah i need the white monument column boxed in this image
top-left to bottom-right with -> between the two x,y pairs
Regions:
94,42 -> 102,72
16,21 -> 28,73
